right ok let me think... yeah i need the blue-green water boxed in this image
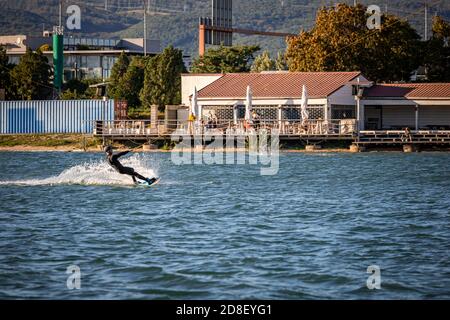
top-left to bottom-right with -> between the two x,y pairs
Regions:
0,151 -> 449,299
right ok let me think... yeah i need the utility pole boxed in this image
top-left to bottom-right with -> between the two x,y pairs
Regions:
105,0 -> 108,11
54,0 -> 64,95
143,0 -> 147,56
424,1 -> 428,41
59,0 -> 62,27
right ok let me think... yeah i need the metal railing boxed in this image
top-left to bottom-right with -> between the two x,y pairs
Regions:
90,119 -> 358,137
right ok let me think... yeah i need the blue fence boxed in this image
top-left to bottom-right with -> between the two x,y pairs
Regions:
0,100 -> 115,134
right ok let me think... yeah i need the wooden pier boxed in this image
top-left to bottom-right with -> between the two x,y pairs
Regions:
356,131 -> 450,145
91,120 -> 450,149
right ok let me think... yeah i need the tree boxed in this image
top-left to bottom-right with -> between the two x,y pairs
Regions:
108,51 -> 130,99
120,57 -> 145,108
191,45 -> 260,73
0,46 -> 11,96
275,51 -> 288,71
286,4 -> 422,82
108,56 -> 145,107
423,16 -> 450,82
60,78 -> 99,100
251,50 -> 276,72
140,55 -> 158,109
60,79 -> 88,100
10,48 -> 52,100
140,45 -> 186,110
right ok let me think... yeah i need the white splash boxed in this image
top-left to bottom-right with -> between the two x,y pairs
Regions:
0,154 -> 157,186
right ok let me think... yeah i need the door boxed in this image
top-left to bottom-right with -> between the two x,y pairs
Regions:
365,106 -> 382,130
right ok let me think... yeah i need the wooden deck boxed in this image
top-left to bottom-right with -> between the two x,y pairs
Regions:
91,120 -> 450,146
356,131 -> 450,145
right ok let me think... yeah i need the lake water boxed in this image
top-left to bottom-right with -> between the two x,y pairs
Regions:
0,151 -> 449,299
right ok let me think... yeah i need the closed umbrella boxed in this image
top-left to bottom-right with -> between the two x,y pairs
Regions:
300,84 -> 309,125
245,85 -> 253,124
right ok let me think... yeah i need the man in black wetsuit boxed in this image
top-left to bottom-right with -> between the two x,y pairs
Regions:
105,146 -> 156,185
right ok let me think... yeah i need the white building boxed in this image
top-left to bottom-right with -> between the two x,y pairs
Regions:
0,34 -> 161,80
181,72 -> 450,132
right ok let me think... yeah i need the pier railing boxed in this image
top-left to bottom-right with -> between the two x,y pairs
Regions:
91,119 -> 358,137
357,130 -> 450,145
88,119 -> 450,146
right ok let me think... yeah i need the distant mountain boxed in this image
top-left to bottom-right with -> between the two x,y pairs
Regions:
2,0 -> 449,58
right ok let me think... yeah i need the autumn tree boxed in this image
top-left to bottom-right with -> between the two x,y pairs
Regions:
423,16 -> 450,82
10,48 -> 52,100
192,45 -> 260,73
286,3 -> 422,82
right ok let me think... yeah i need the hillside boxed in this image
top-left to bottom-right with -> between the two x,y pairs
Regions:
2,0 -> 450,58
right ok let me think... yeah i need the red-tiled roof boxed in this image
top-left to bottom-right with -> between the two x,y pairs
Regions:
364,83 -> 450,99
197,72 -> 362,99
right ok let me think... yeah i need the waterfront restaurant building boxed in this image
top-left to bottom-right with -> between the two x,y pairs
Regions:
181,72 -> 450,132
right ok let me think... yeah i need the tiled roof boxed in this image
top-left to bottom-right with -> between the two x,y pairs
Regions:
364,83 -> 450,99
197,72 -> 362,99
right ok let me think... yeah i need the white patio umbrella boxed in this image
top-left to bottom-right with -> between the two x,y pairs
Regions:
300,84 -> 309,125
245,85 -> 253,124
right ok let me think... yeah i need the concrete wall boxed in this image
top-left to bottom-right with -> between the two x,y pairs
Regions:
120,38 -> 161,54
329,74 -> 369,106
181,74 -> 223,106
382,105 -> 416,128
419,105 -> 450,128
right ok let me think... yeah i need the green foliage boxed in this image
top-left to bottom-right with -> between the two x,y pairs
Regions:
251,50 -> 276,72
275,51 -> 288,71
0,46 -> 12,94
108,51 -> 130,99
109,57 -> 145,107
60,89 -> 82,100
0,134 -> 101,149
251,50 -> 287,72
286,4 -> 422,82
139,56 -> 157,109
192,45 -> 260,73
127,106 -> 151,119
140,45 -> 186,109
423,16 -> 450,82
60,78 -> 101,100
9,48 -> 53,100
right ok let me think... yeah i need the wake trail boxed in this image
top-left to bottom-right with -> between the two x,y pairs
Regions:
0,154 -> 157,186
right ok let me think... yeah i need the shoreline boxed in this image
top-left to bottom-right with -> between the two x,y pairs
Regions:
2,146 -> 450,153
0,145 -> 352,153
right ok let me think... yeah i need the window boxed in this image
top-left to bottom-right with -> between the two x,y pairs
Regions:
283,108 -> 300,120
252,106 -> 278,121
332,105 -> 356,119
282,105 -> 325,120
204,107 -> 234,120
86,56 -> 100,69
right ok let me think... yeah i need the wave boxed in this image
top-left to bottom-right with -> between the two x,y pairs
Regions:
0,154 -> 157,186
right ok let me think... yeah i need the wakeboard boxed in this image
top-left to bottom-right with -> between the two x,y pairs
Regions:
137,177 -> 161,187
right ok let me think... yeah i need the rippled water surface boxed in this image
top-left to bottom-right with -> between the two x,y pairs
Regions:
0,151 -> 449,299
